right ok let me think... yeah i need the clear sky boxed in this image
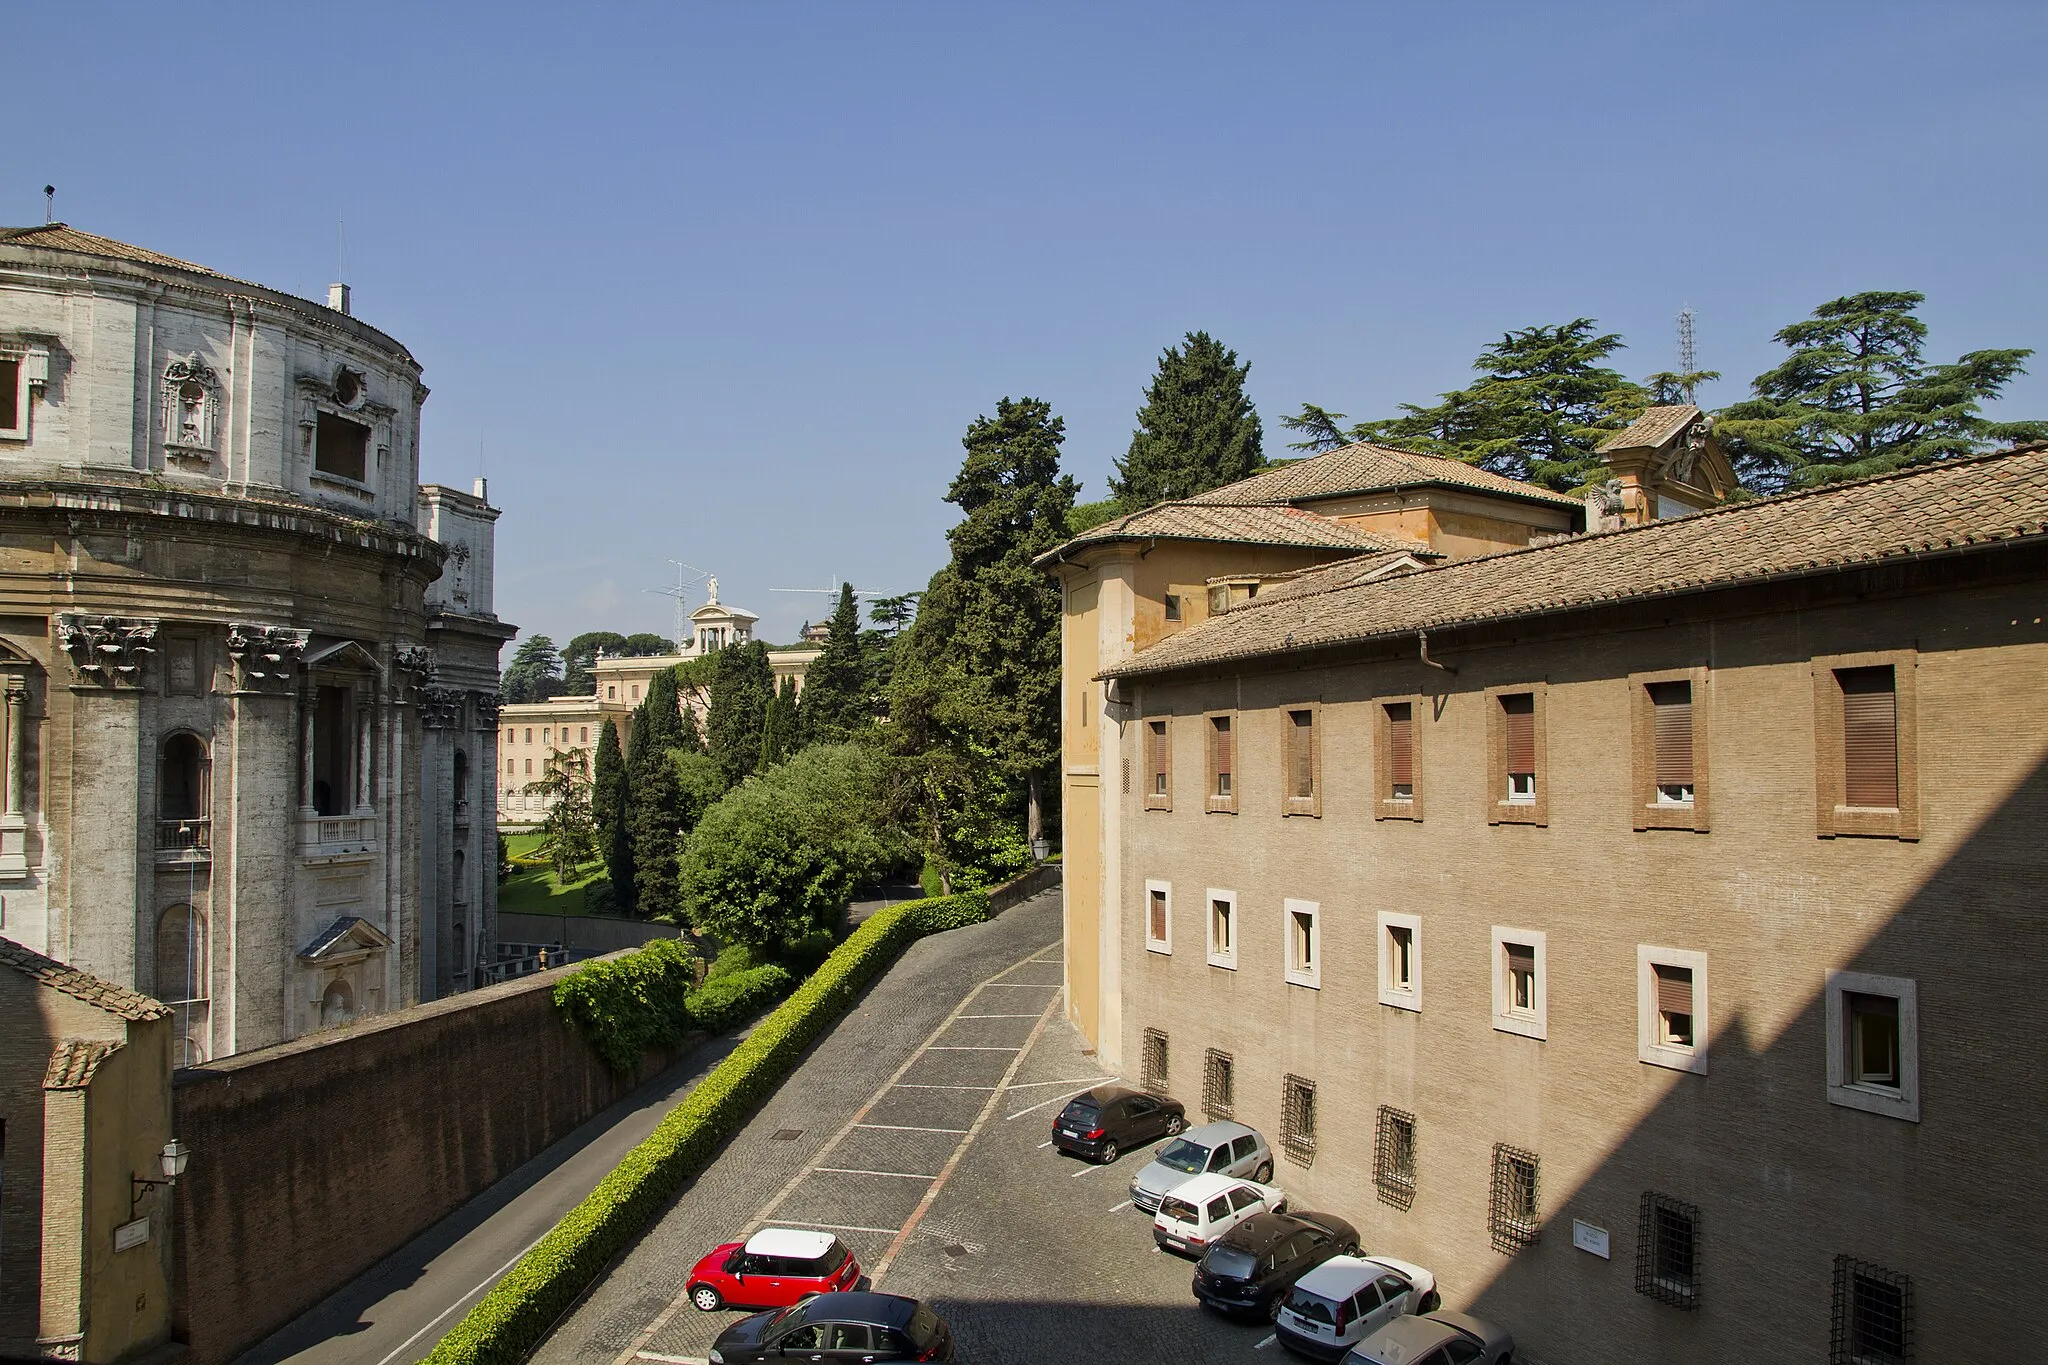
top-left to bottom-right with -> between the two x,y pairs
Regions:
23,2 -> 2047,650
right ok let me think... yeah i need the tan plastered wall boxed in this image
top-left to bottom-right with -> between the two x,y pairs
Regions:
1114,573 -> 2048,1363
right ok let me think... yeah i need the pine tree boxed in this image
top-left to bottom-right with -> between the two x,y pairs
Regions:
1109,331 -> 1265,509
1717,291 -> 2046,491
562,631 -> 628,696
760,674 -> 799,768
500,634 -> 564,703
798,583 -> 867,743
591,719 -> 633,900
706,641 -> 773,787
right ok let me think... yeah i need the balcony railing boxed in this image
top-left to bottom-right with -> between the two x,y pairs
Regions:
299,814 -> 377,857
156,819 -> 211,862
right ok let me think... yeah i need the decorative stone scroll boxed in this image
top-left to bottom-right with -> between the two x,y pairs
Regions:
52,614 -> 159,686
419,686 -> 465,729
392,645 -> 434,703
226,623 -> 310,690
471,691 -> 501,725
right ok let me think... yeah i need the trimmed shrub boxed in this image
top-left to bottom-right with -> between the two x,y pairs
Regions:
550,938 -> 698,1073
684,963 -> 792,1033
703,943 -> 758,981
426,890 -> 990,1365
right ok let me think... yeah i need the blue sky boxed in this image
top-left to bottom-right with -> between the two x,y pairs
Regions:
24,2 -> 2047,650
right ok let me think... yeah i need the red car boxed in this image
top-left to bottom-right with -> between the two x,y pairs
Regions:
687,1227 -> 862,1312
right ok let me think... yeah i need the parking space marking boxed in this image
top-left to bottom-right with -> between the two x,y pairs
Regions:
856,1122 -> 970,1134
1004,1081 -> 1119,1121
1108,1199 -> 1132,1213
764,1221 -> 904,1236
1036,1140 -> 1054,1149
925,1045 -> 1022,1051
1070,1160 -> 1116,1178
956,1013 -> 1040,1019
1256,1335 -> 1277,1349
635,1352 -> 707,1365
810,1167 -> 938,1181
1007,1076 -> 1117,1089
893,1083 -> 997,1091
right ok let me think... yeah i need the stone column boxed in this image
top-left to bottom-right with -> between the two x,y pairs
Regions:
355,704 -> 373,813
298,694 -> 316,813
0,681 -> 29,877
5,682 -> 25,815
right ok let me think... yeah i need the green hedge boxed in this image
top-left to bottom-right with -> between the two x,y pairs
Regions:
550,938 -> 699,1073
426,890 -> 992,1365
685,963 -> 792,1033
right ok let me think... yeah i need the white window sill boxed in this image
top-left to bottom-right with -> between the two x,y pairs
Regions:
1206,953 -> 1237,971
1144,940 -> 1171,956
1639,1041 -> 1708,1075
1493,1012 -> 1546,1041
1829,1080 -> 1918,1122
1283,969 -> 1320,990
1379,988 -> 1420,1013
311,471 -> 375,497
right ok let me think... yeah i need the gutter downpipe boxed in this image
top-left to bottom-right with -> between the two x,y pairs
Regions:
1418,629 -> 1457,675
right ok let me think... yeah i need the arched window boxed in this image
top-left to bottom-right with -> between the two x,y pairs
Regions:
453,749 -> 470,807
159,733 -> 209,821
453,848 -> 467,905
156,904 -> 207,1004
321,980 -> 354,1027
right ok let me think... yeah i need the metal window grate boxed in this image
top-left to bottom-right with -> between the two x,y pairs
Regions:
1140,1028 -> 1169,1095
1634,1192 -> 1701,1308
1831,1256 -> 1912,1364
1202,1048 -> 1234,1118
1373,1106 -> 1417,1210
1281,1074 -> 1317,1165
1488,1144 -> 1541,1253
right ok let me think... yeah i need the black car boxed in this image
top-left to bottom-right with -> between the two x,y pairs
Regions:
1192,1210 -> 1360,1321
1051,1084 -> 1187,1163
708,1291 -> 954,1364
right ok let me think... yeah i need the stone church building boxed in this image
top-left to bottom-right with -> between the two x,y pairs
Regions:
0,223 -> 512,1060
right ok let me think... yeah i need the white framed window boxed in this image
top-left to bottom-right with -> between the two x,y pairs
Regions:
1283,897 -> 1320,989
1144,878 -> 1172,955
1490,927 -> 1547,1040
1206,888 -> 1238,970
1377,911 -> 1422,1012
1825,970 -> 1918,1122
0,345 -> 48,442
1638,946 -> 1709,1075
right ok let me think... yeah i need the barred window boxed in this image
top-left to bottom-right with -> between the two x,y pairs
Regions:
1202,1048 -> 1234,1119
1373,1106 -> 1416,1210
1141,1028 -> 1169,1095
1634,1193 -> 1700,1308
1832,1257 -> 1911,1365
1281,1074 -> 1317,1165
1488,1144 -> 1540,1253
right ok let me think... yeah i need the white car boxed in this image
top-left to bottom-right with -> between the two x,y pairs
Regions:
1152,1172 -> 1286,1255
1275,1254 -> 1439,1361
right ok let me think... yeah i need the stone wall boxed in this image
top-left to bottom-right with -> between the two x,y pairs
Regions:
989,861 -> 1062,915
170,956 -> 687,1365
497,911 -> 679,956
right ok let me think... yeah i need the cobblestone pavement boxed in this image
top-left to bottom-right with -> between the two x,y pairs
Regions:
536,889 -> 1292,1365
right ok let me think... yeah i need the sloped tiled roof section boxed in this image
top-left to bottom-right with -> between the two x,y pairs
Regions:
45,1039 -> 123,1090
1039,501 -> 1429,564
0,934 -> 171,1022
0,223 -> 229,279
1187,442 -> 1585,509
1597,404 -> 1702,453
1105,447 -> 2048,679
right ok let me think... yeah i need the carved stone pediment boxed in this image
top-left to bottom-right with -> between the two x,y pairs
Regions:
52,614 -> 159,687
227,623 -> 310,690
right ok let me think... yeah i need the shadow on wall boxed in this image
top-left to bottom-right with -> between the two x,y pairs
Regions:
0,973 -> 61,1355
1462,756 -> 2048,1363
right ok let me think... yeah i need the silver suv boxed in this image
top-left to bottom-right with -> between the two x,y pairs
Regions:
1128,1120 -> 1274,1214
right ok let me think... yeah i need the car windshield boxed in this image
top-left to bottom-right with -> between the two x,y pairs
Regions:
1154,1139 -> 1213,1173
1204,1247 -> 1258,1279
1285,1288 -> 1340,1325
1158,1196 -> 1201,1223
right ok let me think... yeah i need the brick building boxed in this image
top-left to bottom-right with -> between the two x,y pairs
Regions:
1047,433 -> 2048,1360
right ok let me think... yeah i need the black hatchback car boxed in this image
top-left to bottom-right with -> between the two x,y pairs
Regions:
1192,1210 -> 1360,1321
708,1291 -> 954,1364
1051,1084 -> 1187,1164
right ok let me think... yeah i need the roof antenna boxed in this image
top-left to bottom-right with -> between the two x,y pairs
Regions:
1677,306 -> 1698,405
43,185 -> 55,224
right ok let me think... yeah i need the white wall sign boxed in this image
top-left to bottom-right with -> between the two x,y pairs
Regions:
114,1217 -> 150,1252
1571,1219 -> 1610,1258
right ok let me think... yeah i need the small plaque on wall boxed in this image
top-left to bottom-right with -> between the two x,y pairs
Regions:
114,1217 -> 150,1252
1571,1220 -> 1610,1258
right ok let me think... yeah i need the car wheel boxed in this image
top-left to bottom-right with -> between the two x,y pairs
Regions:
1098,1140 -> 1119,1164
1254,1160 -> 1274,1182
1419,1290 -> 1441,1314
1164,1114 -> 1185,1136
1264,1296 -> 1283,1323
689,1284 -> 722,1312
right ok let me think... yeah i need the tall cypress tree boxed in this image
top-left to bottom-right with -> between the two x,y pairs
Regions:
1109,331 -> 1264,509
591,718 -> 633,900
628,747 -> 682,919
798,583 -> 866,743
760,674 -> 799,768
707,641 -> 773,786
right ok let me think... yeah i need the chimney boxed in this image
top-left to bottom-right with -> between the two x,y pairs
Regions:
327,283 -> 351,315
472,476 -> 489,502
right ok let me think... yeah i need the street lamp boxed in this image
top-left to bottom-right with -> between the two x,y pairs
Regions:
131,1139 -> 191,1214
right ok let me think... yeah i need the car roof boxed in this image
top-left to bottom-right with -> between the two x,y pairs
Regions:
745,1227 -> 837,1260
1218,1211 -> 1297,1252
1167,1171 -> 1254,1202
1351,1314 -> 1460,1361
1294,1254 -> 1381,1298
1183,1120 -> 1256,1145
1072,1084 -> 1136,1105
792,1291 -> 918,1327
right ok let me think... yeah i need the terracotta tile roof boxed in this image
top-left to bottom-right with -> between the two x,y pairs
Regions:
1039,500 -> 1429,564
45,1039 -> 123,1090
1598,404 -> 1702,453
0,223 -> 230,279
1186,442 -> 1585,509
0,934 -> 171,1022
1105,446 -> 2048,679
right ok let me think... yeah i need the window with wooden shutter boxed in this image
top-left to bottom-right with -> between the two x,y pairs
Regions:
1502,693 -> 1536,800
1655,964 -> 1695,1047
1506,943 -> 1537,1014
1387,702 -> 1414,798
1838,667 -> 1899,808
1288,710 -> 1315,799
1145,881 -> 1171,953
1640,946 -> 1709,1073
1145,719 -> 1171,808
1649,681 -> 1694,802
1206,713 -> 1236,810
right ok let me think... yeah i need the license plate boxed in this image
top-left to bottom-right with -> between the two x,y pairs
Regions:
1061,1129 -> 1081,1137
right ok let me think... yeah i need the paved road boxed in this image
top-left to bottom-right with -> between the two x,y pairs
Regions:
538,890 -> 1296,1365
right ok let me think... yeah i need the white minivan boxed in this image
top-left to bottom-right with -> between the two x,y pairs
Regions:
1151,1172 -> 1286,1255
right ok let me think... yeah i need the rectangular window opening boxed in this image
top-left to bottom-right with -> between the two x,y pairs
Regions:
1374,1106 -> 1417,1210
1831,1257 -> 1911,1365
1838,666 -> 1900,809
1502,693 -> 1536,802
315,411 -> 370,483
1163,593 -> 1182,622
1488,1144 -> 1541,1253
1655,964 -> 1696,1048
1210,896 -> 1234,960
0,358 -> 19,432
1291,911 -> 1315,972
1202,1048 -> 1234,1119
1141,1028 -> 1169,1094
1286,708 -> 1316,802
1146,719 -> 1170,805
1846,992 -> 1900,1089
1649,680 -> 1695,805
1147,886 -> 1169,951
1388,925 -> 1414,992
1209,715 -> 1234,801
1386,702 -> 1414,800
1634,1192 -> 1701,1309
1506,943 -> 1537,1015
1281,1074 -> 1317,1164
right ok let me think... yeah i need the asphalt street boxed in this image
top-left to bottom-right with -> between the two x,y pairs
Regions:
537,890 -> 1308,1365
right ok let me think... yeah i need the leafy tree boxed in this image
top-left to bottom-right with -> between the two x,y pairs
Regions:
1279,403 -> 1354,454
1110,331 -> 1264,508
1064,498 -> 1121,533
1353,320 -> 1648,489
1716,291 -> 2046,491
1644,370 -> 1722,406
622,632 -> 675,656
760,674 -> 800,768
500,634 -> 564,703
591,719 -> 632,899
707,641 -> 774,786
526,747 -> 597,881
798,584 -> 867,743
562,631 -> 628,695
670,749 -> 728,836
866,592 -> 922,637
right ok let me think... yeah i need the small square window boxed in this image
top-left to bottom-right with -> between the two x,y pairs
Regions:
1163,593 -> 1182,622
1377,911 -> 1422,1011
1141,1027 -> 1169,1094
607,685 -> 617,700
1373,1106 -> 1417,1210
1638,946 -> 1709,1074
1491,928 -> 1546,1040
1488,1144 -> 1541,1253
1634,1192 -> 1701,1309
1284,898 -> 1320,989
1144,879 -> 1172,954
1281,1074 -> 1317,1165
1206,889 -> 1237,970
1202,1048 -> 1234,1119
1826,971 -> 1918,1122
1831,1256 -> 1911,1365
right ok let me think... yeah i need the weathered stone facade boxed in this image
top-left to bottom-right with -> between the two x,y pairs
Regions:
0,224 -> 510,1056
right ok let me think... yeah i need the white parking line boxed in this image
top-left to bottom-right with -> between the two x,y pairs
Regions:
981,981 -> 1061,986
856,1123 -> 970,1134
893,1083 -> 997,1091
1070,1161 -> 1114,1178
1006,1076 -> 1117,1090
1256,1334 -> 1277,1349
766,1220 -> 903,1236
926,1045 -> 1021,1051
811,1167 -> 937,1181
956,1014 -> 1039,1019
1005,1081 -> 1121,1121
1036,1140 -> 1054,1149
1108,1200 -> 1132,1213
635,1352 -> 707,1365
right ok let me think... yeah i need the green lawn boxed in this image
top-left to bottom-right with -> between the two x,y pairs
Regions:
499,832 -> 612,917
